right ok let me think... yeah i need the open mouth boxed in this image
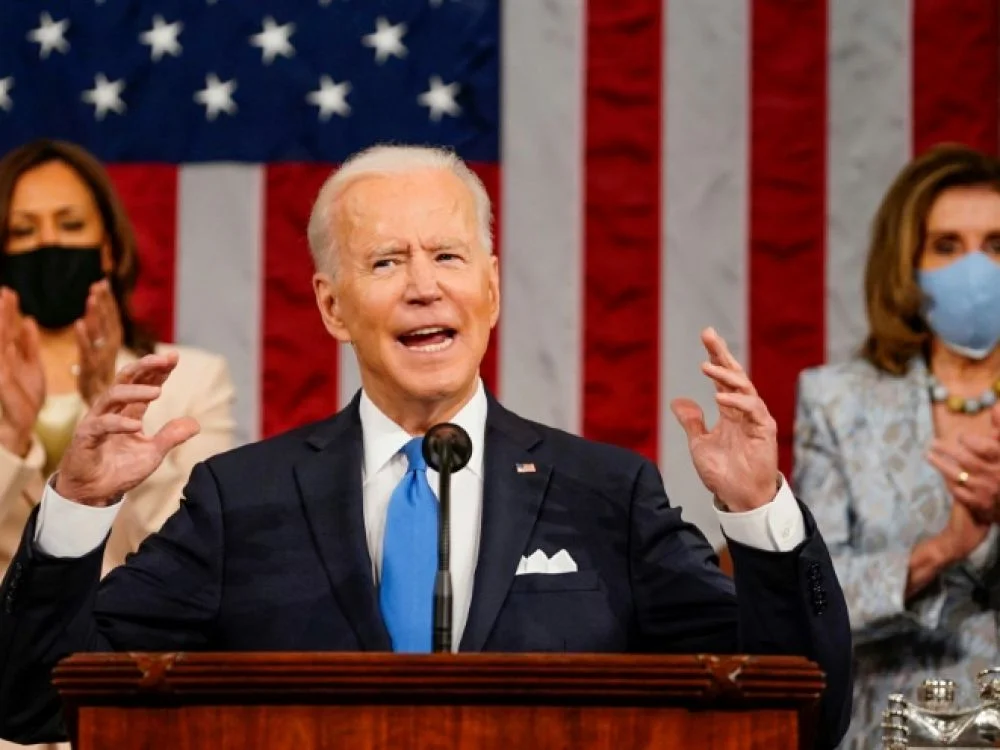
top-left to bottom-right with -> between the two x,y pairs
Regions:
398,326 -> 458,353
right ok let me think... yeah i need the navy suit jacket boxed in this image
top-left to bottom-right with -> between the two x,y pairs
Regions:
0,394 -> 852,746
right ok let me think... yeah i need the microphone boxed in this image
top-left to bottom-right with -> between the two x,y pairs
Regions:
422,423 -> 472,654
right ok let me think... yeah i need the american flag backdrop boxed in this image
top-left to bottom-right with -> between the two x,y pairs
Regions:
0,0 -> 997,547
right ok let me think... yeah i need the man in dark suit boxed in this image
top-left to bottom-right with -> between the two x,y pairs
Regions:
0,145 -> 852,747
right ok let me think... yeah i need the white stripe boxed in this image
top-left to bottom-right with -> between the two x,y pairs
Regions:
827,0 -> 912,364
176,165 -> 263,446
661,0 -> 750,549
498,0 -> 584,433
338,342 -> 363,408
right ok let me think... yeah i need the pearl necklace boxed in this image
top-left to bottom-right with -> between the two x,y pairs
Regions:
928,374 -> 1000,414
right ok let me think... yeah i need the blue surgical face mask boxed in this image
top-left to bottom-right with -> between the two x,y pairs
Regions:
917,250 -> 1000,360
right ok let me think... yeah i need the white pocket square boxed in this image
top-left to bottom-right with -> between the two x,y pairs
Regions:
516,549 -> 579,575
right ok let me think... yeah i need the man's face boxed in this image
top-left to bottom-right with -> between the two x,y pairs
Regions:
313,167 -> 499,415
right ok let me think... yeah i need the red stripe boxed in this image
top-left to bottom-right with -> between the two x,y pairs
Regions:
913,0 -> 1000,155
468,162 -> 501,396
583,0 -> 662,462
750,0 -> 828,474
262,164 -> 339,438
105,164 -> 178,343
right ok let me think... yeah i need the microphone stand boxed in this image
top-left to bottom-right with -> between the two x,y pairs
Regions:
423,422 -> 470,655
433,443 -> 453,653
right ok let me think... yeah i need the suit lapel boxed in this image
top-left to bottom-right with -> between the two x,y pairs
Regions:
294,397 -> 391,651
460,399 -> 551,652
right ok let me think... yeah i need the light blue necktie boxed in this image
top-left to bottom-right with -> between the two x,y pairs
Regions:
379,437 -> 438,652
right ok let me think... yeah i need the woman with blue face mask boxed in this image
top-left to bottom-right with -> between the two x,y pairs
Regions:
794,144 -> 1000,748
0,140 -> 236,598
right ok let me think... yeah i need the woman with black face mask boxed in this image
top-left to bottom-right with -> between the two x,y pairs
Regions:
0,139 -> 235,589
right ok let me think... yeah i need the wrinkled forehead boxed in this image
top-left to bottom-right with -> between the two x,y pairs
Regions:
334,169 -> 478,250
927,185 -> 1000,230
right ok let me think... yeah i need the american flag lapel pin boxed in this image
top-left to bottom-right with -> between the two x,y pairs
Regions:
515,462 -> 536,474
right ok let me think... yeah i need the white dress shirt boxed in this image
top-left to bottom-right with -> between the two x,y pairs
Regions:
34,380 -> 806,648
358,380 -> 487,649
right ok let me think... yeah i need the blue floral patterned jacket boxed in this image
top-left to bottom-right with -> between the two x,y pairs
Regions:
794,356 -> 1000,749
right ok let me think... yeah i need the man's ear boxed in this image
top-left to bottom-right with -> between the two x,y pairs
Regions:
313,272 -> 351,343
487,253 -> 500,329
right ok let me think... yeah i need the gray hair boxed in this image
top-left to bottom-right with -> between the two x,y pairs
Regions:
306,144 -> 494,273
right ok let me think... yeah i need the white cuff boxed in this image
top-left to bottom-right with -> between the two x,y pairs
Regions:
715,475 -> 806,552
34,477 -> 122,558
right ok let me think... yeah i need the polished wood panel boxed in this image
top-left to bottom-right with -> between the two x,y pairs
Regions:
54,653 -> 823,750
74,705 -> 799,750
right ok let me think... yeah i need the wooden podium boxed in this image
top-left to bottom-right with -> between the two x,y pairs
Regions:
52,653 -> 824,750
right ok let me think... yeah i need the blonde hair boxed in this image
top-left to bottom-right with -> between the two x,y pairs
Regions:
306,144 -> 493,273
861,143 -> 1000,374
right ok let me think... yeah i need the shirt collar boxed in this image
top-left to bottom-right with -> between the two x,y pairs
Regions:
359,379 -> 487,483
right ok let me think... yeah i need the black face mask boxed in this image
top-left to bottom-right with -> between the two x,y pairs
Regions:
1,245 -> 106,330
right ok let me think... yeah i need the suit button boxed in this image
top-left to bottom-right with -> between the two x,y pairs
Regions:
811,583 -> 828,615
12,562 -> 22,578
3,594 -> 12,614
